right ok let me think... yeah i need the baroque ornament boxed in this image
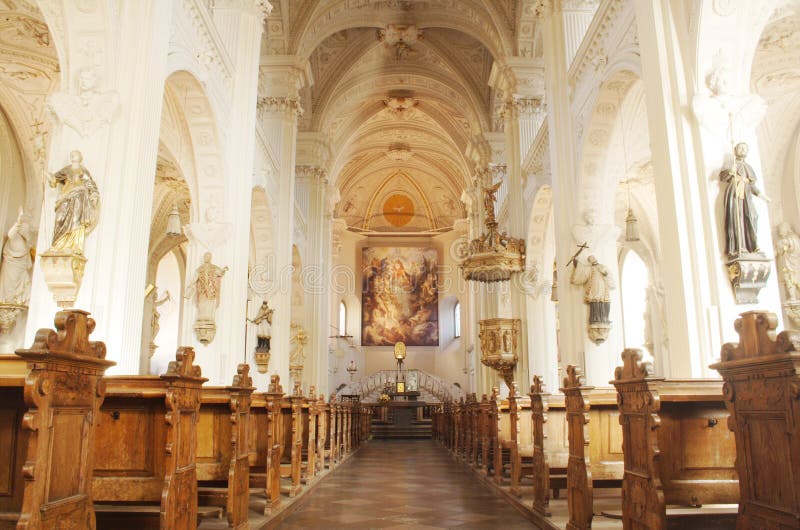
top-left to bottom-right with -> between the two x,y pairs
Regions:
48,68 -> 120,138
460,174 -> 525,282
776,222 -> 800,327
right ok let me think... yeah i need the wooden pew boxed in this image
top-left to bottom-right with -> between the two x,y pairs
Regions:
711,311 -> 800,530
478,394 -> 492,472
315,395 -> 328,474
278,382 -> 303,498
327,395 -> 339,466
93,347 -> 215,529
248,375 -> 284,515
0,309 -> 113,530
613,349 -> 739,529
301,388 -> 317,484
509,385 -> 534,497
196,364 -> 254,529
561,365 -> 624,530
528,376 -> 569,516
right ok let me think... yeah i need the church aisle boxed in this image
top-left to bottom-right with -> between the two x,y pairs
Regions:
272,440 -> 537,529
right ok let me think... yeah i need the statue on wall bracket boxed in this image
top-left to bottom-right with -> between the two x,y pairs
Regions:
0,209 -> 33,341
569,244 -> 615,345
249,299 -> 273,373
719,142 -> 771,304
185,251 -> 228,345
39,150 -> 100,308
776,222 -> 800,327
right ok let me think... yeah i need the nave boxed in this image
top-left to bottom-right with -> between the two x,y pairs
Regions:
278,440 -> 535,530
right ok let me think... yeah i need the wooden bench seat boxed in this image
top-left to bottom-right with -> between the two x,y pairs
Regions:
93,347 -> 208,530
248,374 -> 284,515
196,364 -> 254,529
0,310 -> 113,530
611,350 -> 739,530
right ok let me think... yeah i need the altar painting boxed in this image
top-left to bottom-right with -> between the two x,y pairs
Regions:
362,247 -> 438,346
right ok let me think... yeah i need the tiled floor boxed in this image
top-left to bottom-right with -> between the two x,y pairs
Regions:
274,440 -> 538,529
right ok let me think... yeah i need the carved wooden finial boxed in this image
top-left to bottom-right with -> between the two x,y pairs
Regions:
163,347 -> 203,379
719,311 -> 800,362
318,394 -> 325,404
614,349 -> 654,382
562,364 -> 585,390
509,381 -> 518,397
491,386 -> 499,400
268,374 -> 283,393
308,386 -> 317,399
329,393 -> 337,403
481,393 -> 488,403
530,375 -> 547,395
292,380 -> 303,397
20,309 -> 109,362
232,363 -> 253,388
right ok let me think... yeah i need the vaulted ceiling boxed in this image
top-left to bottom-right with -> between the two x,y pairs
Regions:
266,0 -> 534,233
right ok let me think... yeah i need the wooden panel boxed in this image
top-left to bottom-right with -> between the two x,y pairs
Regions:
94,404 -> 156,476
47,409 -> 87,502
0,388 -> 24,513
197,408 -> 217,460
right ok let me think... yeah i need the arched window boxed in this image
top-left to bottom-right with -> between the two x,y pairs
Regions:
620,250 -> 650,354
339,301 -> 347,336
453,301 -> 461,338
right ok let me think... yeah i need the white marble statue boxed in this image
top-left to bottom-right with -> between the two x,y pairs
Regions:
148,287 -> 171,355
776,222 -> 800,301
185,252 -> 228,324
0,210 -> 33,305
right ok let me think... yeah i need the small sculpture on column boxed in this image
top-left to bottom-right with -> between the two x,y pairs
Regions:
184,251 -> 228,344
148,287 -> 171,357
249,299 -> 273,373
39,150 -> 100,307
719,142 -> 771,303
289,323 -> 308,385
570,249 -> 615,344
776,222 -> 800,327
0,209 -> 33,337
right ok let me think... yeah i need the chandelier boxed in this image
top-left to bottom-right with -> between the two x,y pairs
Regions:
460,179 -> 525,282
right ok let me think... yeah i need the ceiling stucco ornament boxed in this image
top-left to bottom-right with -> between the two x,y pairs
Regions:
383,95 -> 418,118
377,24 -> 423,60
385,144 -> 413,162
47,67 -> 120,138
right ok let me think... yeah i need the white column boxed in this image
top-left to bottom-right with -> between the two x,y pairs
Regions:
562,0 -> 599,67
538,0 -> 586,384
258,56 -> 310,386
26,1 -> 174,374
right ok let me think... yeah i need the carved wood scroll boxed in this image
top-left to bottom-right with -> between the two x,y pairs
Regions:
529,375 -> 552,517
479,394 -> 491,472
712,311 -> 800,530
288,384 -> 304,497
14,309 -> 114,530
159,347 -> 207,530
612,349 -> 666,530
561,365 -> 594,530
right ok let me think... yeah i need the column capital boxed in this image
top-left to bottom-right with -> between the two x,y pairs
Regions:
258,55 -> 312,99
296,131 -> 333,170
295,164 -> 328,184
257,96 -> 303,118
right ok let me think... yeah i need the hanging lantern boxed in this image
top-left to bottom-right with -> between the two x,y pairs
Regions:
166,203 -> 182,236
625,208 -> 640,242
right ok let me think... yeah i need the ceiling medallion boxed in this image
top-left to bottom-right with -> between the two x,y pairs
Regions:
386,144 -> 413,162
460,181 -> 525,282
383,194 -> 414,227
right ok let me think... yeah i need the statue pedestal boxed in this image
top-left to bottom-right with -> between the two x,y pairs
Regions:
39,250 -> 87,308
0,303 -> 27,353
479,318 -> 520,387
193,320 -> 216,344
727,253 -> 771,304
254,350 -> 270,373
289,363 -> 303,386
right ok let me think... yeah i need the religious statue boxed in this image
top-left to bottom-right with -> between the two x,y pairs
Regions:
248,300 -> 273,352
289,324 -> 308,384
185,252 -> 228,344
482,180 -> 502,222
777,223 -> 800,301
0,210 -> 33,305
48,150 -> 100,255
570,252 -> 616,344
719,143 -> 770,258
148,287 -> 171,357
